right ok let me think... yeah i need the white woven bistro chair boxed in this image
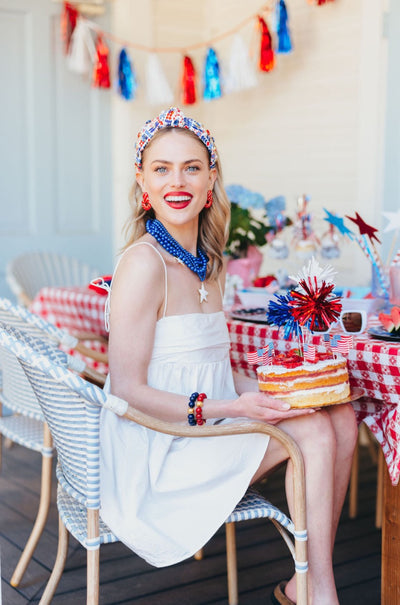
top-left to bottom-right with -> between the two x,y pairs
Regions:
6,250 -> 99,307
0,312 -> 104,589
0,329 -> 309,605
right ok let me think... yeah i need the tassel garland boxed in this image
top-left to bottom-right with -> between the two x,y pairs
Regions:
181,55 -> 197,105
145,54 -> 174,106
203,48 -> 222,101
92,35 -> 111,88
276,0 -> 292,54
224,35 -> 257,94
67,17 -> 96,75
258,16 -> 275,72
61,2 -> 79,54
117,48 -> 136,100
59,3 -> 330,103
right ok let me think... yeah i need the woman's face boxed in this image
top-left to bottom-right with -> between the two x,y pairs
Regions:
136,129 -> 216,233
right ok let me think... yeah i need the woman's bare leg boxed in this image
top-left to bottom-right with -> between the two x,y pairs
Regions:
326,403 -> 358,548
251,410 -> 349,604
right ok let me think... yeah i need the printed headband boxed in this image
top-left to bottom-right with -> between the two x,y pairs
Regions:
135,107 -> 218,170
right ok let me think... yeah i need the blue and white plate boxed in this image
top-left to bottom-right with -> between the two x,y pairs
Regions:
368,327 -> 400,342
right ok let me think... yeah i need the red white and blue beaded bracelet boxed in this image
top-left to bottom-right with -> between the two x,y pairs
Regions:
187,392 -> 207,426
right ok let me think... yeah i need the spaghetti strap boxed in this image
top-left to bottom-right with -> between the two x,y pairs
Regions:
131,243 -> 169,318
104,242 -> 168,331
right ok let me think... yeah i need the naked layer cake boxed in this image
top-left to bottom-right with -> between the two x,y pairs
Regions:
257,350 -> 350,408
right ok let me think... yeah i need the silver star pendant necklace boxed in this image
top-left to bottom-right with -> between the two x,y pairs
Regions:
175,257 -> 209,303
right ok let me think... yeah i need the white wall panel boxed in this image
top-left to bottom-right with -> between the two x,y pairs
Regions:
0,8 -> 33,235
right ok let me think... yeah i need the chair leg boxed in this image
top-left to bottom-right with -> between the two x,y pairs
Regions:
39,516 -> 69,605
226,522 -> 238,605
87,508 -> 100,605
11,426 -> 53,586
348,430 -> 360,519
87,548 -> 100,605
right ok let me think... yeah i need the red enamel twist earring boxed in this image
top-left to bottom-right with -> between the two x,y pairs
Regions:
142,192 -> 152,211
205,190 -> 213,208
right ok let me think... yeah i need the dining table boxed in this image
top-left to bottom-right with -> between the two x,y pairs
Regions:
30,285 -> 400,604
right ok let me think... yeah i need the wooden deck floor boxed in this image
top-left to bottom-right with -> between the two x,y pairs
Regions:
0,440 -> 381,604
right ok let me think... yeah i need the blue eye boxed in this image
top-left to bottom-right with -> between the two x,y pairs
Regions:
155,166 -> 167,174
187,165 -> 200,172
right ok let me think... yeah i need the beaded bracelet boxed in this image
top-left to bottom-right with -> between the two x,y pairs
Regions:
187,392 -> 207,426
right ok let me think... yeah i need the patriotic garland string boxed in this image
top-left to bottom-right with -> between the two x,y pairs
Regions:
60,0 -> 334,103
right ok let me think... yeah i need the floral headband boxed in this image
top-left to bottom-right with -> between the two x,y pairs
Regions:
135,107 -> 218,170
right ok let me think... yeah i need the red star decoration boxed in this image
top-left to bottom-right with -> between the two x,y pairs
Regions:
345,212 -> 381,244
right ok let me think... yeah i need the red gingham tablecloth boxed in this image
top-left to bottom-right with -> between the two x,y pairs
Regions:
30,286 -> 108,373
30,286 -> 400,485
227,317 -> 400,486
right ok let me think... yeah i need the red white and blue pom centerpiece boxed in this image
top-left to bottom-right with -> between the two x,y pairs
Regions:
246,257 -> 349,368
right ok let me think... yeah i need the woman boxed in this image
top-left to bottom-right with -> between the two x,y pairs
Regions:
100,107 -> 358,605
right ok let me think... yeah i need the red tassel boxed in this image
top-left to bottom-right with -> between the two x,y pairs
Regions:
258,16 -> 274,72
181,55 -> 197,105
92,35 -> 111,89
61,2 -> 79,54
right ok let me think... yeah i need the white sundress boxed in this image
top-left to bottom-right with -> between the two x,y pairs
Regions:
99,243 -> 270,567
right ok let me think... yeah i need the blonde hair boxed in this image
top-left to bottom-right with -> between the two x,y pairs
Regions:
123,127 -> 230,281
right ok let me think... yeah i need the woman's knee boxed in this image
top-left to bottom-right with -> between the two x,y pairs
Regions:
283,411 -> 337,455
330,403 -> 358,452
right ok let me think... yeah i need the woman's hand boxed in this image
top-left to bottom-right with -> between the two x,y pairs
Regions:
234,391 -> 316,424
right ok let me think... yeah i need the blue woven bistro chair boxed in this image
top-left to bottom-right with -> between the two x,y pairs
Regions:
0,328 -> 309,605
0,310 -> 105,590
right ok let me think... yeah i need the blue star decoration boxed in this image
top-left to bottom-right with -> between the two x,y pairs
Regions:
323,209 -> 355,239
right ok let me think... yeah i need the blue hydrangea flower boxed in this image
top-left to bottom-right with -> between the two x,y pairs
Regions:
225,184 -> 266,210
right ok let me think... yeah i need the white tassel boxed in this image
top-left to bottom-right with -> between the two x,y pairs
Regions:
67,17 -> 96,75
224,34 -> 258,94
145,54 -> 174,106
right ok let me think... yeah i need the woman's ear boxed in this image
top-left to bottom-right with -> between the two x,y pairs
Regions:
136,171 -> 144,191
209,168 -> 217,189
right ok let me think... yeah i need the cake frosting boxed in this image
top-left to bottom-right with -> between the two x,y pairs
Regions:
257,350 -> 350,408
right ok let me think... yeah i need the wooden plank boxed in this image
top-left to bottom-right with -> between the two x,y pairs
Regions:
381,464 -> 400,605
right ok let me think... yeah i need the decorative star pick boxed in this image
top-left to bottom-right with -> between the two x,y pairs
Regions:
345,212 -> 381,244
199,283 -> 208,303
323,209 -> 355,239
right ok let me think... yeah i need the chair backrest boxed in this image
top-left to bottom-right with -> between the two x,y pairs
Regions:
0,322 -> 71,420
0,298 -> 107,389
0,328 -> 108,508
6,251 -> 99,305
0,297 -> 78,349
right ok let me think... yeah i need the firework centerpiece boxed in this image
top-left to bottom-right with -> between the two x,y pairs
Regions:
246,257 -> 353,407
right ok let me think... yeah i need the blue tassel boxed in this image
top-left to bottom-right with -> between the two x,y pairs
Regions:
117,48 -> 137,100
203,48 -> 222,101
276,0 -> 292,54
